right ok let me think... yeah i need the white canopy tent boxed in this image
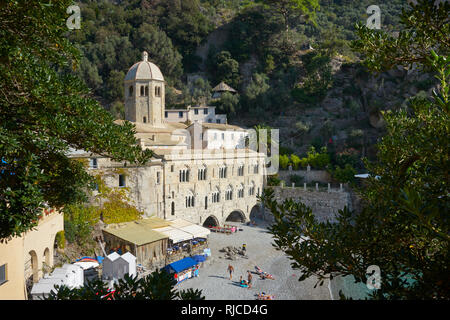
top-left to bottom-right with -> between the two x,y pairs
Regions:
154,226 -> 193,244
161,219 -> 211,242
178,224 -> 210,239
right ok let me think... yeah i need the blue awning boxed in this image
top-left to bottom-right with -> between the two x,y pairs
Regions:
165,257 -> 198,273
192,255 -> 206,263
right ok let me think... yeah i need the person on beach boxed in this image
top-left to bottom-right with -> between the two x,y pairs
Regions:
227,264 -> 234,280
247,271 -> 253,288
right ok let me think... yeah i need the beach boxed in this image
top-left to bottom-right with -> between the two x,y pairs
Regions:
176,219 -> 331,300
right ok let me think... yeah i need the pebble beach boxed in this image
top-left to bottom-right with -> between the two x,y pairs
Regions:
176,219 -> 331,300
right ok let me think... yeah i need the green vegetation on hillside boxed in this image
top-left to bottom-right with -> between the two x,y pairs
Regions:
261,0 -> 450,299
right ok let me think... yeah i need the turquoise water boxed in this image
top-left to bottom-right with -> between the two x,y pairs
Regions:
330,275 -> 373,300
330,273 -> 418,300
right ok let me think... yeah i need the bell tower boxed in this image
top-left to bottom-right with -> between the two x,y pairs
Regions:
124,51 -> 165,127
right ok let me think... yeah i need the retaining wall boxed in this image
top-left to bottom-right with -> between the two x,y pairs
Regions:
263,186 -> 352,223
277,169 -> 331,184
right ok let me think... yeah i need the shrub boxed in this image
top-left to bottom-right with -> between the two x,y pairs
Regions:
347,129 -> 364,148
289,174 -> 304,186
290,154 -> 301,170
295,121 -> 311,134
279,154 -> 290,170
101,190 -> 144,224
334,148 -> 361,169
55,231 -> 65,249
63,204 -> 98,246
267,174 -> 281,186
305,146 -> 330,169
331,164 -> 356,183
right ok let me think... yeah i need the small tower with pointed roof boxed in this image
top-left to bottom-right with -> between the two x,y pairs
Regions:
124,51 -> 165,127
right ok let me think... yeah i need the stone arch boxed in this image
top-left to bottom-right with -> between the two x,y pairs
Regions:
27,250 -> 39,283
203,215 -> 219,228
43,247 -> 51,274
249,204 -> 261,221
226,210 -> 246,223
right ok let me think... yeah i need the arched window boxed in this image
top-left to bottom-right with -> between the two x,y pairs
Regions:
145,86 -> 149,96
249,182 -> 255,196
237,164 -> 244,176
186,195 -> 195,208
219,166 -> 227,179
140,85 -> 144,96
225,186 -> 233,201
198,166 -> 207,181
129,86 -> 133,96
212,188 -> 220,203
179,168 -> 190,182
238,184 -> 244,198
155,86 -> 161,97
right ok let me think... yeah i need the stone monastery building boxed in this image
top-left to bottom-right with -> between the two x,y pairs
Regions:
71,52 -> 266,227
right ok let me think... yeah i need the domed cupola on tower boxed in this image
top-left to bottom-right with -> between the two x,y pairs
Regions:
124,51 -> 165,127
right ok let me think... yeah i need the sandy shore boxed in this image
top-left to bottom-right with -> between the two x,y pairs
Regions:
176,219 -> 331,300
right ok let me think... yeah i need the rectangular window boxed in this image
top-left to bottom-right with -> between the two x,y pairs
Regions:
119,174 -> 126,187
89,158 -> 98,169
156,172 -> 161,184
221,133 -> 225,140
216,119 -> 221,124
165,111 -> 168,118
194,109 -> 199,115
203,108 -> 208,114
0,264 -> 6,286
219,167 -> 227,179
171,165 -> 174,172
179,111 -> 183,118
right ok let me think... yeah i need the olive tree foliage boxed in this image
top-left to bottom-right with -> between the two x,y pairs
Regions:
256,0 -> 320,34
0,1 -> 153,240
260,1 -> 449,299
45,270 -> 204,300
351,0 -> 449,72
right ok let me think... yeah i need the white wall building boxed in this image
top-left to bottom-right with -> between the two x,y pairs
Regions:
165,105 -> 227,124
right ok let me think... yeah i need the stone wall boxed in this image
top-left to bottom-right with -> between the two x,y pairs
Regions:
85,149 -> 265,227
277,169 -> 331,184
263,186 -> 352,223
